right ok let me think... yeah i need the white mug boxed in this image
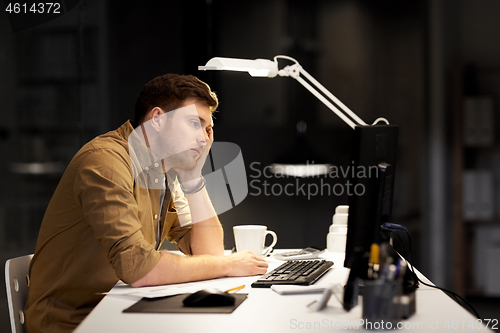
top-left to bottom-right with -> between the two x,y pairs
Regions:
233,225 -> 278,257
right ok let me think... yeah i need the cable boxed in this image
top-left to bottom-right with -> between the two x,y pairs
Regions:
381,223 -> 481,320
372,117 -> 390,125
274,55 -> 299,66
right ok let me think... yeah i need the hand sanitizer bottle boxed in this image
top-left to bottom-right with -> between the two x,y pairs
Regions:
327,205 -> 349,252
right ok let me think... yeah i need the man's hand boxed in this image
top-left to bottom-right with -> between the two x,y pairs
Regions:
224,251 -> 269,277
175,127 -> 213,185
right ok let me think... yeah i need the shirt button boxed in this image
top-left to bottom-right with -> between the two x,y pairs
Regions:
154,163 -> 159,168
154,214 -> 158,219
145,167 -> 149,171
154,178 -> 159,183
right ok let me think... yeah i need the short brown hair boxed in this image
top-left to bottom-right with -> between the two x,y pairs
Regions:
134,74 -> 218,124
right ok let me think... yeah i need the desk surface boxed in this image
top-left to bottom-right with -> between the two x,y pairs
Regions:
75,251 -> 490,333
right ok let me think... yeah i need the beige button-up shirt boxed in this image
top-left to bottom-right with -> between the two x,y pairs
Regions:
25,121 -> 192,333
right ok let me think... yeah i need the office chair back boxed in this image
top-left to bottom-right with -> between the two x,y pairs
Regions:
5,254 -> 33,333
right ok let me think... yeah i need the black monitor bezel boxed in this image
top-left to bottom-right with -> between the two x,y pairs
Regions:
343,124 -> 399,270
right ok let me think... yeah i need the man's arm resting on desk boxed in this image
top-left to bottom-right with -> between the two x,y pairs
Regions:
184,185 -> 224,256
130,251 -> 268,287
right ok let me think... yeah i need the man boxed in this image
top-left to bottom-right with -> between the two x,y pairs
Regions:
25,74 -> 268,333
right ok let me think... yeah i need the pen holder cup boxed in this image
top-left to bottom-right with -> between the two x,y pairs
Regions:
401,288 -> 416,319
362,279 -> 403,330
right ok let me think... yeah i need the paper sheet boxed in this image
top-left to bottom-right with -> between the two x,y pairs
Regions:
105,276 -> 255,298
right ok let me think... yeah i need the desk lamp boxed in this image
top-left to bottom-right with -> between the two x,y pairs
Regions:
200,56 -> 371,178
199,55 -> 399,271
199,55 -> 372,128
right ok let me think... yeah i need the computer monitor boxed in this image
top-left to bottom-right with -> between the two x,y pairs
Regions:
343,124 -> 399,272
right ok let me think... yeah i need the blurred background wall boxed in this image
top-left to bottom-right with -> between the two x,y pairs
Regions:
1,0 -> 499,330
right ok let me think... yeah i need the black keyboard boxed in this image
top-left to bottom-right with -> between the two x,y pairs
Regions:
251,260 -> 333,288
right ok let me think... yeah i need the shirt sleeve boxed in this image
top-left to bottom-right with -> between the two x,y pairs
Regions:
172,178 -> 192,227
165,179 -> 193,254
73,147 -> 160,284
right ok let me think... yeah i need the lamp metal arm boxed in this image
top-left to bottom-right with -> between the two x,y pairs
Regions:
277,62 -> 367,129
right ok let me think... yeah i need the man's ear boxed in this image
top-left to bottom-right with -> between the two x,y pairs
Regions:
148,107 -> 164,132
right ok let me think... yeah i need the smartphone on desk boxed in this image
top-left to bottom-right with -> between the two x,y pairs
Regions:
273,247 -> 324,260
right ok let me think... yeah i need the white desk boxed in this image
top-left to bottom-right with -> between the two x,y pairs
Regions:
75,251 -> 490,332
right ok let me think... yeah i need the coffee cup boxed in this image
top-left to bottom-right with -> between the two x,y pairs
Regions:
233,225 -> 277,257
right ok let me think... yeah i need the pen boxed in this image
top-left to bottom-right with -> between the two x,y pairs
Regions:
394,258 -> 402,278
386,264 -> 396,281
225,285 -> 245,293
368,243 -> 380,279
396,259 -> 407,280
379,256 -> 394,280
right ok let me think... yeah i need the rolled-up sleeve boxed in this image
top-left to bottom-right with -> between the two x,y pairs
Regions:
171,179 -> 192,227
164,179 -> 193,254
167,218 -> 192,255
73,147 -> 160,284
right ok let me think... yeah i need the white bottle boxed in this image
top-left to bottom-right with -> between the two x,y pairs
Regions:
327,205 -> 349,252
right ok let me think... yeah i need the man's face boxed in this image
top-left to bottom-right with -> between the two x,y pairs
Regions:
155,99 -> 213,169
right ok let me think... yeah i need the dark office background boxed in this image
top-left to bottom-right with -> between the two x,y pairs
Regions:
1,0 -> 499,330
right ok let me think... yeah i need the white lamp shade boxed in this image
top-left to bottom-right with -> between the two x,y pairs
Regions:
198,57 -> 278,77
